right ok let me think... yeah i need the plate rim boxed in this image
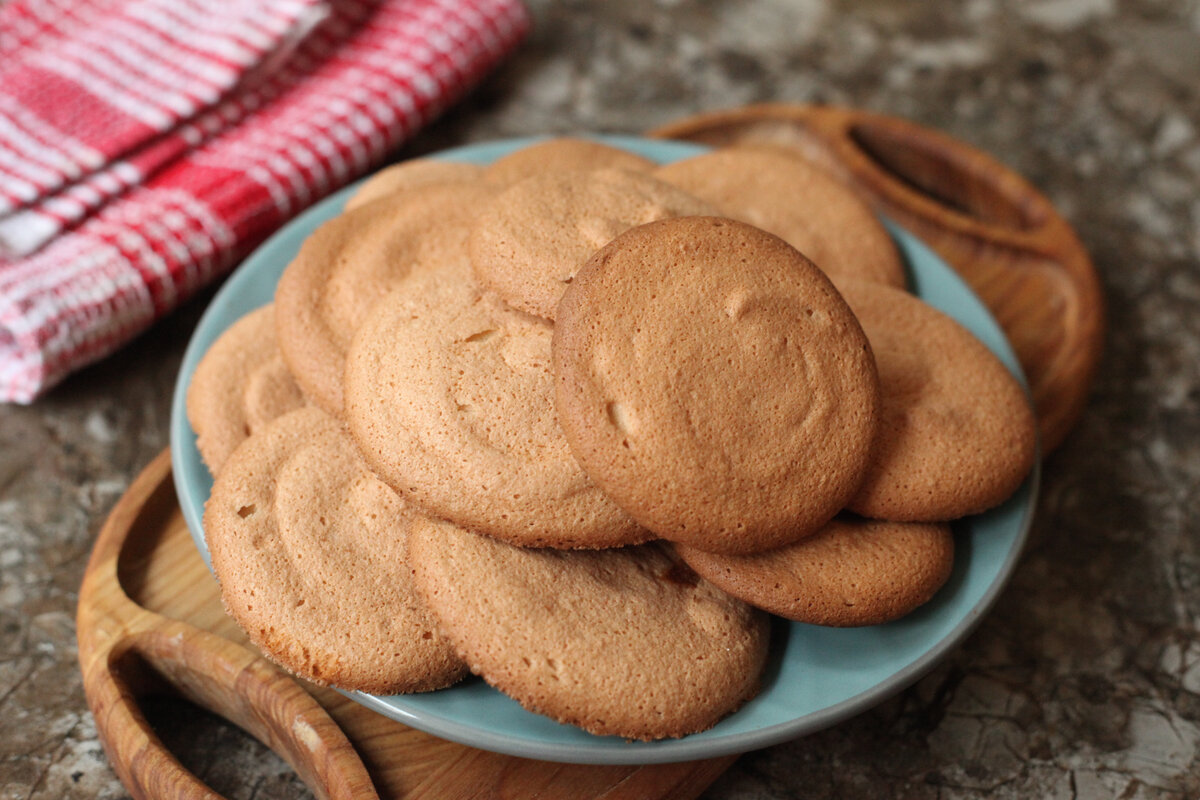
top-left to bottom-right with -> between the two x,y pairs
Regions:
169,134 -> 1040,765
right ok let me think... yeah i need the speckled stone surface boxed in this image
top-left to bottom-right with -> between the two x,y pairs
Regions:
2,0 -> 1199,797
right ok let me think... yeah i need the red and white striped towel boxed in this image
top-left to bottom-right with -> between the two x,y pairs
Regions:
0,0 -> 529,403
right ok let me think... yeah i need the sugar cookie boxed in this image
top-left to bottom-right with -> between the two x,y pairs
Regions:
204,407 -> 466,694
469,167 -> 717,319
655,146 -> 906,289
345,159 -> 483,211
343,269 -> 645,548
186,304 -> 305,475
840,280 -> 1038,520
407,515 -> 769,740
275,181 -> 494,415
484,137 -> 656,185
553,217 -> 880,554
676,517 -> 954,626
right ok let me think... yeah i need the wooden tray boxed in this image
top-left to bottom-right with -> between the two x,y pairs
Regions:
650,104 -> 1105,453
77,107 -> 1105,799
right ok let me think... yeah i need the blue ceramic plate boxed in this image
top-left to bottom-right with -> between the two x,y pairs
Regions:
170,135 -> 1040,765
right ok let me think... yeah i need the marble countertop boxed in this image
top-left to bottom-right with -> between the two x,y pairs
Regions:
3,0 -> 1199,797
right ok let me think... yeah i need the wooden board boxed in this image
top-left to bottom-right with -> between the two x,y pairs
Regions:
77,107 -> 1105,799
650,104 -> 1105,453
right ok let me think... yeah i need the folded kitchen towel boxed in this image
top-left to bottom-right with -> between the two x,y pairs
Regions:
0,0 -> 529,403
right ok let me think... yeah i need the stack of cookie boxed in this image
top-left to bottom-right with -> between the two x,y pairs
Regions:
188,138 -> 1037,741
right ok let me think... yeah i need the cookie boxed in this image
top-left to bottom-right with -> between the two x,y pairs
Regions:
203,407 -> 467,694
553,217 -> 880,555
275,181 -> 494,415
655,146 -> 906,289
406,515 -> 770,740
186,304 -> 305,475
483,137 -> 656,185
675,517 -> 955,627
343,267 -> 646,549
469,167 -> 717,320
344,158 -> 484,211
839,280 -> 1038,521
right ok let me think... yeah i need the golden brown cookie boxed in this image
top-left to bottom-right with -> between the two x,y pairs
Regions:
675,517 -> 955,627
203,407 -> 467,694
186,304 -> 305,475
469,167 -> 717,320
840,280 -> 1038,521
407,515 -> 770,740
343,266 -> 646,549
655,146 -> 906,289
483,137 -> 656,185
274,181 -> 494,415
344,158 -> 484,211
553,217 -> 880,555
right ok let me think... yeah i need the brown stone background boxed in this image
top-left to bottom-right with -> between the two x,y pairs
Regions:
3,0 -> 1200,797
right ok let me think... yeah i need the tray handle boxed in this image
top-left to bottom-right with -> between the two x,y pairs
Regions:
83,620 -> 379,800
798,107 -> 1104,452
804,109 -> 1054,239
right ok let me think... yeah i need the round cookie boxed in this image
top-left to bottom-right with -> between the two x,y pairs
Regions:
275,181 -> 494,415
469,167 -> 718,320
654,146 -> 906,289
839,280 -> 1038,521
186,304 -> 305,475
483,137 -> 656,185
345,159 -> 483,211
554,217 -> 880,555
407,515 -> 770,740
203,407 -> 467,694
343,267 -> 645,549
675,518 -> 955,627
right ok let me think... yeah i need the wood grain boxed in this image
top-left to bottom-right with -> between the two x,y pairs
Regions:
76,451 -> 736,800
649,104 -> 1105,453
